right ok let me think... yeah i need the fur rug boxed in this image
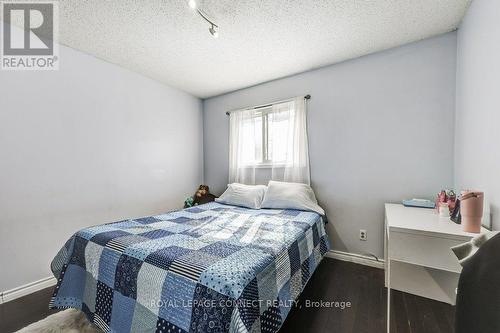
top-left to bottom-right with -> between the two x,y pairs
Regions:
16,309 -> 100,333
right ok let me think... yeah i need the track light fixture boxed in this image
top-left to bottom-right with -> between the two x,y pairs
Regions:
186,0 -> 220,38
209,24 -> 219,38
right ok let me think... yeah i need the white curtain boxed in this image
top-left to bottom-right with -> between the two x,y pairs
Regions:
228,108 -> 261,185
228,96 -> 310,185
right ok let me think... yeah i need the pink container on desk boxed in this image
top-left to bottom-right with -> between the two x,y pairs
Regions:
460,191 -> 484,233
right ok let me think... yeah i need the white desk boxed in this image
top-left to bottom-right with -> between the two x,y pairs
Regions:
384,203 -> 487,333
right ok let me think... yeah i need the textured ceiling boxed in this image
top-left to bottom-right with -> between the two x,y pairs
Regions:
18,0 -> 472,98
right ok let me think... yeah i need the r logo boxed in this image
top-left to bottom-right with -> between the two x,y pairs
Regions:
2,2 -> 54,56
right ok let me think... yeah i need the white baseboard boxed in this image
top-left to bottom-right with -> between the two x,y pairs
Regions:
0,276 -> 57,304
326,250 -> 385,269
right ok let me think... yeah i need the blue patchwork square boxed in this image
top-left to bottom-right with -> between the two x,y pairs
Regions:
281,210 -> 301,217
255,240 -> 283,256
291,211 -> 318,223
287,241 -> 301,274
176,251 -> 220,268
130,302 -> 158,332
260,305 -> 282,332
312,223 -> 320,247
115,255 -> 143,299
162,223 -> 192,234
95,281 -> 114,325
257,262 -> 278,311
309,251 -> 318,270
148,221 -> 192,234
98,247 -> 122,288
69,236 -> 88,269
108,235 -> 151,253
159,273 -> 196,331
212,206 -> 229,211
190,284 -> 233,333
52,264 -> 67,298
320,236 -> 329,255
260,222 -> 279,232
81,303 -> 95,323
199,242 -> 242,257
55,264 -> 86,302
145,246 -> 191,270
238,278 -> 260,331
277,281 -> 292,320
185,207 -> 203,213
184,215 -> 211,225
155,210 -> 203,221
200,248 -> 272,299
136,216 -> 161,224
82,272 -> 97,313
51,296 -> 82,309
301,257 -> 310,286
110,292 -> 134,332
257,211 -> 277,217
155,318 -> 188,333
123,236 -> 180,261
136,262 -> 168,314
293,221 -> 312,231
140,229 -> 173,239
112,220 -> 144,229
77,225 -> 120,240
91,230 -> 130,246
163,234 -> 207,250
171,216 -> 192,223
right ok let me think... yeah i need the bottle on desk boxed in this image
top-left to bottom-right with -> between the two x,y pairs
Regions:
439,202 -> 450,217
460,191 -> 484,233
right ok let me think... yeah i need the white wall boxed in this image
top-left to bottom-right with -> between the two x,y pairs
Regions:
455,0 -> 500,230
203,33 -> 457,259
0,31 -> 203,292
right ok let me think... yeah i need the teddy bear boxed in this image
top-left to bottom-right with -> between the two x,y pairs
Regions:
184,185 -> 216,208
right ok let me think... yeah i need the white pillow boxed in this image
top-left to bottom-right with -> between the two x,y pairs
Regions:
215,183 -> 267,209
261,181 -> 325,215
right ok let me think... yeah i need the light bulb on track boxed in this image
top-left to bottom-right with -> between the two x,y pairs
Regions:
188,0 -> 197,9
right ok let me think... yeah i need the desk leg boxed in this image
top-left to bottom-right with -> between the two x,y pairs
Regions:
387,258 -> 391,333
385,215 -> 391,333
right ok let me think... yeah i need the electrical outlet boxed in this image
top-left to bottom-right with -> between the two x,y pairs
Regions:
359,229 -> 367,241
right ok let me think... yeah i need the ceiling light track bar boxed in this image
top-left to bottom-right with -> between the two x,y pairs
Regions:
187,0 -> 219,37
196,8 -> 218,29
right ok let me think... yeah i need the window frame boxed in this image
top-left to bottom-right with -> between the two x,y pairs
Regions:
242,106 -> 288,168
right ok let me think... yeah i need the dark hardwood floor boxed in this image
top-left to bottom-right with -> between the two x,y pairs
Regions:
0,259 -> 455,333
282,259 -> 455,333
0,286 -> 60,333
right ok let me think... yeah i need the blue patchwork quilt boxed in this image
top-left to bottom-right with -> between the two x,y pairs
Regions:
50,202 -> 330,333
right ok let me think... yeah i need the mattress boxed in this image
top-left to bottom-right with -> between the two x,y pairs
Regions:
50,202 -> 330,333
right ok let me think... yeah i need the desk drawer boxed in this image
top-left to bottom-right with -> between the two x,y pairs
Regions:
388,230 -> 465,273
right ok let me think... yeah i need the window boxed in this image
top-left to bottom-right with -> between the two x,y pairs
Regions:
229,97 -> 310,185
239,107 -> 293,166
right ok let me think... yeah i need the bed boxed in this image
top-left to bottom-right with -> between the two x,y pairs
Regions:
50,202 -> 330,333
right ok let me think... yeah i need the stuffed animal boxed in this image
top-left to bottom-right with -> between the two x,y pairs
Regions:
184,196 -> 195,208
184,185 -> 216,208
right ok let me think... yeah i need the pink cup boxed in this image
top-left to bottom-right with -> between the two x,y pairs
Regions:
460,191 -> 484,233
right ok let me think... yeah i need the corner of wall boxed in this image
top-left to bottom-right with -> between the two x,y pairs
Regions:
201,99 -> 207,184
